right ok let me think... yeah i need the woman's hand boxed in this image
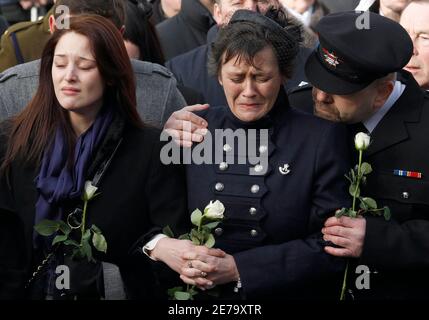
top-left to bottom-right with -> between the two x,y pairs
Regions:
179,251 -> 240,289
150,237 -> 225,276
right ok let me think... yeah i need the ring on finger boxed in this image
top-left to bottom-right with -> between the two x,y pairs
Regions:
188,261 -> 193,268
200,271 -> 207,278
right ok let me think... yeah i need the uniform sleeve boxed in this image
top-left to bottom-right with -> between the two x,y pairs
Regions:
361,216 -> 429,269
0,32 -> 18,73
233,122 -> 351,298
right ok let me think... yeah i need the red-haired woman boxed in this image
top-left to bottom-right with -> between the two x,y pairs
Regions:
0,15 -> 187,300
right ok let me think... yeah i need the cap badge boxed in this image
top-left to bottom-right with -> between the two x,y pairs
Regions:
322,48 -> 340,68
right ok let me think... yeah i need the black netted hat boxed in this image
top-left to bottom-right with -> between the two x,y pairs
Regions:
229,9 -> 301,70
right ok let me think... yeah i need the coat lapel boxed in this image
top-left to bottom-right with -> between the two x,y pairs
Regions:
366,71 -> 424,157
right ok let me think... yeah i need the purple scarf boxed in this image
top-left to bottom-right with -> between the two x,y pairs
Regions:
34,107 -> 113,246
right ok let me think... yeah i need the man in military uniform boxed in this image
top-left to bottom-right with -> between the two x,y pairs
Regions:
301,11 -> 429,299
0,2 -> 54,72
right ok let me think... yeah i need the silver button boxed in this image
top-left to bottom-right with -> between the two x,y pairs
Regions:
215,227 -> 223,236
251,184 -> 260,194
254,164 -> 263,173
219,162 -> 229,171
259,145 -> 268,154
223,144 -> 232,152
402,192 -> 409,199
215,182 -> 224,192
250,229 -> 258,237
249,207 -> 257,216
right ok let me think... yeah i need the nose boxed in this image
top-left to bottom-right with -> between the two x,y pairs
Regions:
242,79 -> 257,98
64,65 -> 77,82
412,39 -> 418,56
314,88 -> 333,104
244,1 -> 258,11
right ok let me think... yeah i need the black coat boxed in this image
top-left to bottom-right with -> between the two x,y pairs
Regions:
166,26 -> 312,107
357,72 -> 429,299
289,71 -> 429,299
156,0 -> 215,61
186,90 -> 351,299
0,117 -> 188,299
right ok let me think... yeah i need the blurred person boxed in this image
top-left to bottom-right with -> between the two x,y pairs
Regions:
355,0 -> 411,21
400,0 -> 429,90
0,0 -> 55,72
150,0 -> 181,24
156,0 -> 215,60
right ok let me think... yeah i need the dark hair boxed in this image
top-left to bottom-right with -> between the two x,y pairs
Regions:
123,0 -> 165,64
1,15 -> 143,174
208,7 -> 302,79
54,0 -> 126,29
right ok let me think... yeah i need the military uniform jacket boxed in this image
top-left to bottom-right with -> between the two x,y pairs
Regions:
0,7 -> 52,72
288,71 -> 429,299
356,71 -> 429,299
186,90 -> 351,299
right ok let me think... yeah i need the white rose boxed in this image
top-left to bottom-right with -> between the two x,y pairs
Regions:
204,200 -> 225,220
354,132 -> 371,151
83,181 -> 98,201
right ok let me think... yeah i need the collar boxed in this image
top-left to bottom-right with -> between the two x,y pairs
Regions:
179,0 -> 215,32
363,80 -> 406,133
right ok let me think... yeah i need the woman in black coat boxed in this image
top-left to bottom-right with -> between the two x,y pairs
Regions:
0,15 -> 187,299
157,8 -> 351,299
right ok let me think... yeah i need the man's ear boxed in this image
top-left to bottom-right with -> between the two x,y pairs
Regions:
49,15 -> 56,34
213,3 -> 222,25
119,25 -> 125,36
374,80 -> 394,110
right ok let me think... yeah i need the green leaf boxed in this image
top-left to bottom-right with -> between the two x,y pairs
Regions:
167,286 -> 183,298
58,221 -> 71,235
82,229 -> 91,241
64,239 -> 80,248
204,234 -> 215,248
351,168 -> 356,182
344,174 -> 352,183
52,234 -> 68,246
162,226 -> 175,238
360,162 -> 373,175
174,291 -> 192,300
92,232 -> 107,253
191,209 -> 203,227
178,233 -> 191,240
359,198 -> 369,211
82,238 -> 94,262
362,197 -> 377,210
204,221 -> 220,230
34,220 -> 60,236
349,184 -> 360,198
383,207 -> 391,221
335,208 -> 347,218
91,224 -> 102,234
191,236 -> 200,245
349,210 -> 357,218
72,247 -> 85,260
